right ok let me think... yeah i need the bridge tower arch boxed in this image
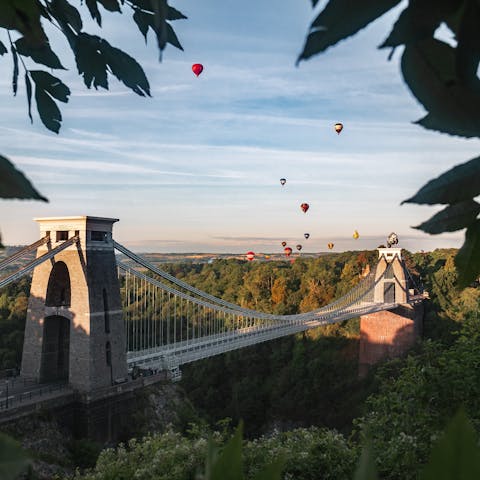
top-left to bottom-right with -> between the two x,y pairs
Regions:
21,216 -> 127,392
359,247 -> 423,377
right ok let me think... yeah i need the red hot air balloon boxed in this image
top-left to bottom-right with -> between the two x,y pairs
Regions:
300,203 -> 309,213
192,64 -> 204,76
281,241 -> 287,247
246,251 -> 255,261
334,123 -> 343,134
284,247 -> 292,257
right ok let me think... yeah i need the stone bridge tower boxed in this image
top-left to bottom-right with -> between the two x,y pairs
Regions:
21,216 -> 127,392
359,248 -> 424,376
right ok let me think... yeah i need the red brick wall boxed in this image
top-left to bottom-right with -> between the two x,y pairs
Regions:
359,303 -> 423,377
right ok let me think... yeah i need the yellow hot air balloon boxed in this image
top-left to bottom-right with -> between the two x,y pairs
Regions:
327,242 -> 334,250
353,230 -> 359,240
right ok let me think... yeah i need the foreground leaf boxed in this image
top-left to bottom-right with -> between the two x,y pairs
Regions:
379,2 -> 444,48
48,0 -> 83,34
354,441 -> 378,480
15,36 -> 65,69
207,423 -> 243,480
401,38 -> 480,137
11,46 -> 18,96
100,41 -> 151,96
420,410 -> 480,479
0,0 -> 47,46
25,73 -> 33,122
30,71 -> 70,133
403,156 -> 480,205
0,155 -> 48,201
414,201 -> 480,234
0,432 -> 30,480
455,220 -> 480,288
30,70 -> 70,102
297,0 -> 400,62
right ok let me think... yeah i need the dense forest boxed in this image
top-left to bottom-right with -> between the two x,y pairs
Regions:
1,248 -> 480,478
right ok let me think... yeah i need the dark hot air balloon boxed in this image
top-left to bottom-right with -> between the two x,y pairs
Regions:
304,233 -> 310,239
328,242 -> 334,250
192,64 -> 204,76
284,247 -> 292,257
300,203 -> 309,213
281,241 -> 287,247
280,178 -> 286,186
246,251 -> 255,261
296,244 -> 302,251
334,123 -> 343,134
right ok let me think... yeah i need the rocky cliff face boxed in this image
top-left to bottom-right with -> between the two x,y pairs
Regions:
2,380 -> 198,478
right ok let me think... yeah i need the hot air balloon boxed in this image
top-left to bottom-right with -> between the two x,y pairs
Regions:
192,64 -> 204,76
300,203 -> 309,213
328,242 -> 334,250
304,233 -> 310,240
334,123 -> 343,134
265,255 -> 271,260
281,241 -> 287,247
246,251 -> 255,261
280,178 -> 286,186
284,247 -> 292,257
296,244 -> 302,251
353,230 -> 359,240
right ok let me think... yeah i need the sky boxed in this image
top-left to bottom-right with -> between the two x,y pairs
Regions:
0,0 -> 479,253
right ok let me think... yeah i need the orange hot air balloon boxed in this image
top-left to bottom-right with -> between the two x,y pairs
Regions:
327,242 -> 334,250
334,122 -> 343,134
284,247 -> 292,257
280,178 -> 286,186
296,244 -> 302,251
353,230 -> 359,240
246,251 -> 255,261
300,203 -> 309,213
192,64 -> 204,76
265,255 -> 271,260
281,241 -> 287,247
304,233 -> 310,239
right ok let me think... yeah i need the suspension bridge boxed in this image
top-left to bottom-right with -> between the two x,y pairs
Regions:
0,216 -> 425,409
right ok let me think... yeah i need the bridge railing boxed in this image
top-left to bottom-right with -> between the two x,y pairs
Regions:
0,381 -> 71,411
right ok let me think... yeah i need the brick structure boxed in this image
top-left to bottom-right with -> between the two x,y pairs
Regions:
359,248 -> 423,377
21,216 -> 127,392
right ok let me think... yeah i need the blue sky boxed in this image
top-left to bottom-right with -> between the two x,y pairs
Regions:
0,0 -> 479,253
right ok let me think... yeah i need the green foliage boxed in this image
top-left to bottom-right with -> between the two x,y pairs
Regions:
0,0 -> 186,134
0,154 -> 47,201
299,0 -> 480,289
297,0 -> 401,62
0,277 -> 30,370
0,432 -> 30,480
420,410 -> 480,480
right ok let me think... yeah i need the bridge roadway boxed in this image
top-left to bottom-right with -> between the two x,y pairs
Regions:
127,300 -> 399,369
